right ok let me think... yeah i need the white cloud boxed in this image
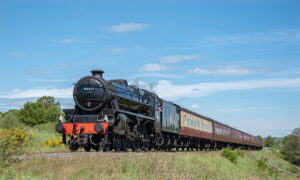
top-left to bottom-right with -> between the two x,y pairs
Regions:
0,97 -> 75,112
8,52 -> 26,58
151,78 -> 300,100
188,65 -> 264,75
26,79 -> 76,82
21,69 -> 49,74
51,38 -> 81,44
209,29 -> 300,45
159,54 -> 199,63
132,73 -> 184,79
108,23 -> 148,32
0,87 -> 73,99
139,64 -> 171,72
99,48 -> 127,53
191,104 -> 200,109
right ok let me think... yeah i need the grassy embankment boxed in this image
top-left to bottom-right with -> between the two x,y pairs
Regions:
1,149 -> 299,180
6,122 -> 67,152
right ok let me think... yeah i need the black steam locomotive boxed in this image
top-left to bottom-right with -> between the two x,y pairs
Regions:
56,70 -> 262,152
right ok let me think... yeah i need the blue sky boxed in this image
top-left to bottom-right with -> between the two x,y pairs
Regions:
0,0 -> 299,137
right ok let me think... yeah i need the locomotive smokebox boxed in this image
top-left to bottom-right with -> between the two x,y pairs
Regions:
91,70 -> 104,78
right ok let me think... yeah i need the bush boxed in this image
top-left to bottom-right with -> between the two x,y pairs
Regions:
256,157 -> 268,171
18,96 -> 62,126
236,148 -> 245,157
0,127 -> 29,168
0,110 -> 24,129
281,128 -> 300,166
264,136 -> 275,148
43,137 -> 63,148
221,148 -> 238,163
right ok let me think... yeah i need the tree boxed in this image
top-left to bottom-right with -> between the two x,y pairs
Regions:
264,135 -> 275,147
281,128 -> 300,166
18,96 -> 62,126
0,109 -> 22,129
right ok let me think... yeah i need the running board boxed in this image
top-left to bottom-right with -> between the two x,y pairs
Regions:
117,108 -> 155,121
111,99 -> 155,121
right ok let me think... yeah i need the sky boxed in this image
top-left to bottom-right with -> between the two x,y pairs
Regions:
0,0 -> 299,137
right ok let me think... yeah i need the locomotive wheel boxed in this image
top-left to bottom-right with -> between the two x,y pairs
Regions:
70,143 -> 78,152
68,137 -> 78,152
92,144 -> 100,151
84,144 -> 92,152
142,139 -> 150,152
122,137 -> 131,152
113,136 -> 122,152
132,141 -> 141,152
103,143 -> 110,152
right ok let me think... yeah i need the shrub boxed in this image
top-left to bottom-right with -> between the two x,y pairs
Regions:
257,157 -> 268,171
0,110 -> 23,129
221,148 -> 238,163
43,137 -> 63,148
281,128 -> 300,166
0,127 -> 29,168
236,148 -> 245,157
18,96 -> 62,126
264,136 -> 275,148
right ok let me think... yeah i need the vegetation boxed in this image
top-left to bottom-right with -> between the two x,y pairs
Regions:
0,96 -> 66,157
0,127 -> 29,168
236,148 -> 245,157
0,109 -> 24,129
281,128 -> 300,166
220,147 -> 245,164
1,150 -> 299,180
0,96 -> 299,179
43,137 -> 63,148
264,136 -> 275,148
18,96 -> 62,126
221,148 -> 238,163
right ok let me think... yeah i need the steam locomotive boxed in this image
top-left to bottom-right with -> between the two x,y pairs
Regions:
56,70 -> 263,152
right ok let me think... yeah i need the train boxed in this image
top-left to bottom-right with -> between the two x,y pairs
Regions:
55,70 -> 263,152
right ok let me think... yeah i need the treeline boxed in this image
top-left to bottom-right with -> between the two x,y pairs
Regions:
0,96 -> 62,128
262,129 -> 300,166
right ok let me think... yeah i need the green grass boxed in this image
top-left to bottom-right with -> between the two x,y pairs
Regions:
1,150 -> 299,180
24,122 -> 67,152
253,149 -> 300,175
0,121 -> 67,153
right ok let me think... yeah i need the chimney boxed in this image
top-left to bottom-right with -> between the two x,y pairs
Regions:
91,70 -> 104,78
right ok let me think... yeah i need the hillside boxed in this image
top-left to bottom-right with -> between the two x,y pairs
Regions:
1,149 -> 299,180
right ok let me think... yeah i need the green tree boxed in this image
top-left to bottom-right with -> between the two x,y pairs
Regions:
281,128 -> 300,166
18,96 -> 62,126
264,135 -> 275,147
0,109 -> 22,129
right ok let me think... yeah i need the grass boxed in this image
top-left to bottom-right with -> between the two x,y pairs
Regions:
23,122 -> 67,152
1,150 -> 299,180
253,149 -> 300,175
